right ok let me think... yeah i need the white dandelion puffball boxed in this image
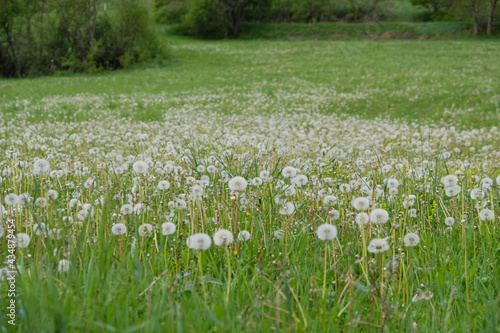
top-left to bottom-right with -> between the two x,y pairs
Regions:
238,230 -> 251,241
228,176 -> 248,192
161,222 -> 176,236
442,175 -> 458,188
207,165 -> 217,173
445,186 -> 461,197
138,223 -> 153,237
370,209 -> 389,224
58,259 -> 71,273
284,185 -> 296,197
187,233 -> 212,251
323,195 -> 337,206
293,174 -> 308,187
47,190 -> 58,200
352,197 -> 370,211
317,224 -> 338,241
111,223 -> 127,236
496,175 -> 500,185
213,229 -> 234,246
274,230 -> 284,239
479,209 -> 494,221
34,158 -> 51,174
368,238 -> 389,253
252,177 -> 263,186
329,209 -> 340,220
16,233 -> 31,248
444,217 -> 455,226
356,213 -> 370,225
190,185 -> 204,198
403,233 -> 420,247
133,161 -> 149,174
282,166 -> 296,179
409,209 -> 418,218
157,180 -> 170,190
279,202 -> 295,215
386,178 -> 399,189
120,204 -> 134,215
4,193 -> 19,206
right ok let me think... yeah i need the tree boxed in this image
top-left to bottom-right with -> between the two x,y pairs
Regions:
487,0 -> 498,35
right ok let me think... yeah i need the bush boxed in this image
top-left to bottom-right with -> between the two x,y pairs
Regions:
181,0 -> 231,38
0,0 -> 165,78
154,0 -> 191,24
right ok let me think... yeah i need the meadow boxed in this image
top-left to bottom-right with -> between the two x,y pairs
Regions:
0,35 -> 499,332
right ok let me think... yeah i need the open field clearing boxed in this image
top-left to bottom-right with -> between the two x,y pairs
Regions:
0,38 -> 499,332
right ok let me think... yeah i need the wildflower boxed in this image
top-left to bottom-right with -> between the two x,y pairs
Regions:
356,213 -> 370,225
213,229 -> 234,246
190,185 -> 204,198
34,158 -> 50,174
323,195 -> 337,206
157,180 -> 170,190
444,217 -> 455,226
479,209 -> 494,221
133,161 -> 149,174
252,177 -> 263,186
58,259 -> 71,273
207,165 -> 217,173
111,223 -> 127,236
370,208 -> 389,224
386,178 -> 399,188
281,166 -> 296,178
292,175 -> 308,187
328,209 -> 340,220
368,238 -> 389,253
316,224 -> 338,241
16,233 -> 31,248
161,222 -> 176,236
412,289 -> 433,302
120,204 -> 134,215
4,193 -> 19,206
238,230 -> 251,241
187,233 -> 212,250
138,223 -> 153,237
284,185 -> 296,196
228,176 -> 248,192
409,209 -> 418,218
445,186 -> 461,197
279,202 -> 295,215
403,233 -> 420,247
274,230 -> 284,239
47,190 -> 58,200
352,197 -> 370,211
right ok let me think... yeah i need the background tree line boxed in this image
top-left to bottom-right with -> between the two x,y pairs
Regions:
0,0 -> 164,78
155,0 -> 499,37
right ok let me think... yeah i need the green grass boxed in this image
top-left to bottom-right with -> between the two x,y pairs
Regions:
1,35 -> 499,128
240,22 -> 487,40
0,34 -> 499,333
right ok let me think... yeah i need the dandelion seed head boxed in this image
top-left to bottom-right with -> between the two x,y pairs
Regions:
317,224 -> 338,241
213,229 -> 234,246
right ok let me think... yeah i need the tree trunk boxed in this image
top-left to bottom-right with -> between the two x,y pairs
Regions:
487,0 -> 498,35
471,0 -> 480,36
90,0 -> 97,51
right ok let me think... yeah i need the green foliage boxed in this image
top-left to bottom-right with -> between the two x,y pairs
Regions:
0,0 -> 165,78
154,0 -> 191,24
181,0 -> 231,38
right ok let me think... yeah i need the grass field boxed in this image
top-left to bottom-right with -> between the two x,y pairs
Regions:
0,34 -> 499,332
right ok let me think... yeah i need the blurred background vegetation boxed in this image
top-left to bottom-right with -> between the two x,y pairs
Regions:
1,0 -> 498,77
157,0 -> 499,38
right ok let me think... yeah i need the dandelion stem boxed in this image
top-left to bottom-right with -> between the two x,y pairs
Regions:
198,252 -> 208,305
322,242 -> 328,299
